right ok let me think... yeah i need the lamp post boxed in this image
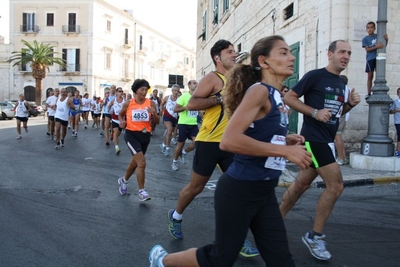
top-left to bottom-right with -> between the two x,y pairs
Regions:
361,0 -> 394,157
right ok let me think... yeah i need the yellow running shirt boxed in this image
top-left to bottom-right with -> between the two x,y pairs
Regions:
196,71 -> 228,142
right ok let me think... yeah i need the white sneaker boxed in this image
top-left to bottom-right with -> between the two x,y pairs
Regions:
139,189 -> 151,202
171,138 -> 177,145
163,147 -> 170,157
160,143 -> 166,154
149,245 -> 167,267
302,232 -> 331,260
180,153 -> 186,164
171,161 -> 178,171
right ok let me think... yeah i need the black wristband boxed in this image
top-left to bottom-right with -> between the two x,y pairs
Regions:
346,102 -> 355,108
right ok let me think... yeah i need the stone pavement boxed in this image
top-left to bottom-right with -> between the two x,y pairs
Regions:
280,161 -> 400,188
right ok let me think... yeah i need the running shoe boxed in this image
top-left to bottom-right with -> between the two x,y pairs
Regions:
16,135 -> 22,140
55,142 -> 61,150
168,209 -> 183,239
68,125 -> 71,130
105,141 -> 110,147
72,130 -> 75,136
100,131 -> 104,136
46,132 -> 50,136
25,127 -> 28,133
149,245 -> 167,267
163,147 -> 170,157
139,189 -> 151,202
50,133 -> 54,140
179,153 -> 186,164
239,240 -> 260,257
171,161 -> 178,171
84,124 -> 88,129
115,147 -> 121,155
117,177 -> 127,195
160,143 -> 166,154
336,158 -> 344,165
92,123 -> 95,128
74,132 -> 78,138
171,138 -> 177,145
302,232 -> 332,260
61,139 -> 64,147
343,158 -> 349,165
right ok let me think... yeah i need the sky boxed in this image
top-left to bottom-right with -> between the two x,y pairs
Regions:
106,0 -> 198,49
0,0 -> 197,48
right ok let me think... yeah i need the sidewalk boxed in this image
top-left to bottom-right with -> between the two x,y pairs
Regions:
279,162 -> 400,188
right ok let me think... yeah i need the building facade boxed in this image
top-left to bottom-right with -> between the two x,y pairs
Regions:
5,0 -> 195,101
196,0 -> 400,149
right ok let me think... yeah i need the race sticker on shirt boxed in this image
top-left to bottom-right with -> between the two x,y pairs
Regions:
264,135 -> 286,171
132,109 -> 149,122
188,110 -> 198,117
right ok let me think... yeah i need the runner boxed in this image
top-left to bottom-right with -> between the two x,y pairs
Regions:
70,90 -> 82,138
160,85 -> 180,156
171,80 -> 198,171
54,88 -> 76,149
14,94 -> 31,139
108,87 -> 125,155
81,93 -> 91,129
46,88 -> 59,140
117,79 -> 159,201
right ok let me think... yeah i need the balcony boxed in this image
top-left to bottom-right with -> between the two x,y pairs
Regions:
123,38 -> 133,48
62,25 -> 81,34
137,46 -> 148,56
20,25 -> 40,34
60,64 -> 80,73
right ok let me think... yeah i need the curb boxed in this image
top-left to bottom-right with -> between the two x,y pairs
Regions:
278,177 -> 400,189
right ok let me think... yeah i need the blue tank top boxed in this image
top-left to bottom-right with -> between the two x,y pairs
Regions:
226,83 -> 288,181
72,97 -> 81,113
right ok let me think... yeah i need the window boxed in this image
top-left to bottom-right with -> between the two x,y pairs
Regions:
105,51 -> 111,69
139,35 -> 143,50
124,28 -> 129,44
223,0 -> 230,13
150,67 -> 155,79
191,60 -> 194,68
106,20 -> 111,32
46,13 -> 54,26
62,48 -> 80,71
185,57 -> 189,65
213,0 -> 219,24
22,12 -> 35,32
21,48 -> 31,71
124,58 -> 129,78
284,3 -> 294,20
237,43 -> 241,53
198,10 -> 207,41
68,13 -> 77,32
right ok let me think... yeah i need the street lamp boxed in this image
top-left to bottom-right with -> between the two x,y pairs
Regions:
361,0 -> 394,157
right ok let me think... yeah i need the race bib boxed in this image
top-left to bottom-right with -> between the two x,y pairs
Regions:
188,110 -> 198,117
132,109 -> 149,122
264,135 -> 286,171
74,104 -> 80,111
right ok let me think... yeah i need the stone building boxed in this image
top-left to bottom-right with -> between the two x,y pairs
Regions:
196,0 -> 400,150
4,0 -> 195,102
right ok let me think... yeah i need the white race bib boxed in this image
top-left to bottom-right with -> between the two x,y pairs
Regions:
188,110 -> 198,117
264,135 -> 286,171
132,109 -> 149,122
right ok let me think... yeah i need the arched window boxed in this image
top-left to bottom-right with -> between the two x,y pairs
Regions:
23,86 -> 35,101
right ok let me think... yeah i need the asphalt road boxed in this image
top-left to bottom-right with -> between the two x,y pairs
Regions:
0,117 -> 399,267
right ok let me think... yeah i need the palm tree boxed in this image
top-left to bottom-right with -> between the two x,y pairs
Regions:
7,39 -> 67,105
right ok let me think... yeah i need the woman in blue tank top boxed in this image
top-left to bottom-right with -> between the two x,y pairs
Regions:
149,36 -> 312,267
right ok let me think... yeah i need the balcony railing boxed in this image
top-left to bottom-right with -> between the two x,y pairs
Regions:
123,38 -> 133,47
60,64 -> 80,72
20,25 -> 40,33
62,25 -> 81,34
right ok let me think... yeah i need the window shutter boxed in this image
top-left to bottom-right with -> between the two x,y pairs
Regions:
75,49 -> 80,71
62,49 -> 67,71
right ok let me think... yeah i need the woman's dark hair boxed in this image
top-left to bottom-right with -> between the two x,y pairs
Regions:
224,35 -> 285,118
131,79 -> 150,93
210,39 -> 233,66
